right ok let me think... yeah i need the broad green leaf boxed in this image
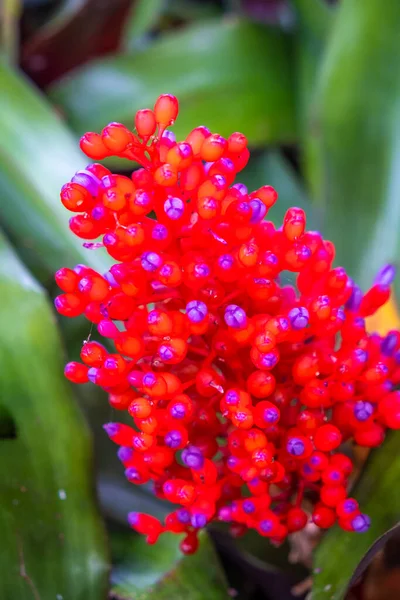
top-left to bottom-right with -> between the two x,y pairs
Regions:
290,0 -> 334,198
0,230 -> 109,600
309,0 -> 400,292
50,19 -> 296,153
312,432 -> 400,599
124,0 -> 166,49
109,527 -> 228,599
0,60 -> 111,282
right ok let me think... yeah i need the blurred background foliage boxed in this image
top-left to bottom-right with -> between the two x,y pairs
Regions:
1,0 -> 400,599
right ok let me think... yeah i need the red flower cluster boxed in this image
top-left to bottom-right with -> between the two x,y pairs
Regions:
55,94 -> 400,554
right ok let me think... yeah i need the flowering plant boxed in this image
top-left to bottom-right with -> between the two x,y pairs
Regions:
55,94 -> 400,556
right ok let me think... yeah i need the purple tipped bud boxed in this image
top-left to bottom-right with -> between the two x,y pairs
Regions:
288,306 -> 309,330
152,223 -> 168,241
337,308 -> 346,322
218,254 -> 234,271
118,446 -> 134,463
177,508 -> 191,523
224,304 -> 247,329
186,300 -> 208,323
264,407 -> 279,423
354,401 -> 374,422
191,513 -> 207,528
181,446 -> 204,470
158,345 -> 174,361
243,500 -> 255,514
249,198 -> 267,223
259,519 -> 274,533
287,437 -> 305,457
92,206 -> 107,221
354,348 -> 368,363
127,512 -> 139,527
164,430 -> 183,448
381,332 -> 398,356
162,129 -> 176,142
260,352 -> 279,369
232,182 -> 248,196
87,367 -> 99,383
141,251 -> 162,272
170,403 -> 186,419
225,390 -> 240,407
71,169 -> 101,196
103,423 -> 119,437
352,513 -> 371,533
194,263 -> 210,278
342,499 -> 358,514
101,175 -> 116,189
134,190 -> 152,209
374,264 -> 396,287
345,282 -> 363,311
218,506 -> 232,521
164,196 -> 184,220
125,467 -> 141,482
142,372 -> 156,387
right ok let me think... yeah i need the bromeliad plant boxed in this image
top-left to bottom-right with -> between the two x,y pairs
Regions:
55,94 -> 400,554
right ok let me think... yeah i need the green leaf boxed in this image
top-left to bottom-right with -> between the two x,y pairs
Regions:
290,0 -> 334,198
309,0 -> 400,291
0,59 -> 111,282
50,18 -> 296,156
109,526 -> 228,600
123,0 -> 165,49
313,432 -> 400,599
0,230 -> 109,600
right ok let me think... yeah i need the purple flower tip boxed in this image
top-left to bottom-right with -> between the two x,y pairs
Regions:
260,352 -> 278,369
103,423 -> 119,436
243,500 -> 255,514
264,407 -> 279,423
259,519 -> 273,533
118,447 -> 134,462
287,437 -> 305,457
191,513 -> 207,528
343,499 -> 358,514
218,254 -> 234,270
182,446 -> 204,470
87,367 -> 99,383
381,332 -> 398,356
164,430 -> 182,448
249,198 -> 267,223
152,224 -> 168,240
125,467 -> 140,482
354,401 -> 374,422
224,304 -> 247,329
141,251 -> 162,272
232,183 -> 248,196
345,283 -> 363,311
171,403 -> 186,419
159,345 -> 174,361
186,300 -> 208,323
127,512 -> 139,527
177,508 -> 191,524
374,264 -> 396,287
71,169 -> 101,196
352,513 -> 371,533
164,196 -> 184,220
